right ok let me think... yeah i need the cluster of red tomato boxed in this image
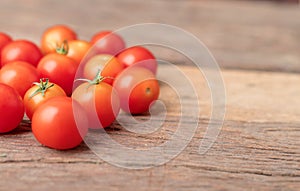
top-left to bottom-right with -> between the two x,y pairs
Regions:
0,25 -> 159,150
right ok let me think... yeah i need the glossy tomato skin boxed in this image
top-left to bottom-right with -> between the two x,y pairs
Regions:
0,32 -> 12,48
117,46 -> 157,74
23,82 -> 66,120
0,61 -> 40,97
32,97 -> 88,150
0,32 -> 12,63
113,66 -> 160,114
37,53 -> 77,96
91,31 -> 125,56
66,40 -> 91,67
83,54 -> 124,85
0,83 -> 24,133
1,40 -> 43,67
41,25 -> 77,54
72,81 -> 120,128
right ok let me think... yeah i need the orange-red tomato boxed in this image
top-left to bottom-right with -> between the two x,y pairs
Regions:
0,32 -> 12,49
23,79 -> 66,120
83,54 -> 124,85
117,46 -> 157,74
72,80 -> 120,129
41,25 -> 77,54
37,53 -> 77,96
0,32 -> 12,63
1,40 -> 43,67
32,97 -> 88,150
0,83 -> 24,133
0,61 -> 40,97
113,66 -> 159,114
66,40 -> 91,67
91,31 -> 125,56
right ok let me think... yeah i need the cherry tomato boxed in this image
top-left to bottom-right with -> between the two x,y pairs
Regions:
0,61 -> 40,97
23,79 -> 66,120
41,25 -> 77,54
72,77 -> 120,129
117,46 -> 157,74
1,40 -> 43,67
0,83 -> 24,133
32,97 -> 88,150
83,54 -> 124,85
113,66 -> 160,114
0,32 -> 12,63
66,40 -> 91,67
37,53 -> 77,96
0,32 -> 12,48
91,31 -> 125,56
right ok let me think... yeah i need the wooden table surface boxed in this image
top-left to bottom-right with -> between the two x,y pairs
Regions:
0,0 -> 299,190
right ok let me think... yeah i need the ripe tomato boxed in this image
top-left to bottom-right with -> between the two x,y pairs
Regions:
0,61 -> 40,97
113,66 -> 160,114
1,40 -> 43,67
41,25 -> 77,54
0,32 -> 12,63
72,76 -> 120,129
0,83 -> 24,133
32,97 -> 88,150
90,31 -> 125,56
37,53 -> 77,96
23,78 -> 66,120
0,32 -> 12,49
117,46 -> 157,74
83,54 -> 124,85
66,40 -> 91,67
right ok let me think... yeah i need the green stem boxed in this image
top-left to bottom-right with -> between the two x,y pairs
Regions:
29,78 -> 54,98
56,40 -> 69,55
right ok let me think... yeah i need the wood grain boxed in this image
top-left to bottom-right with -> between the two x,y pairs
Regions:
1,65 -> 300,191
0,0 -> 299,72
0,0 -> 299,190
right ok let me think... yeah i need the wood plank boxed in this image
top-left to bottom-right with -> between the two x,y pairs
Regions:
1,65 -> 299,190
0,0 -> 299,72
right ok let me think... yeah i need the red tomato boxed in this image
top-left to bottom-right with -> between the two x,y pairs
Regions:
41,25 -> 77,54
0,83 -> 24,133
83,54 -> 124,85
113,66 -> 159,114
72,78 -> 120,129
23,79 -> 66,120
66,40 -> 91,67
0,61 -> 40,97
1,40 -> 43,67
91,31 -> 125,56
37,53 -> 77,96
0,32 -> 12,49
117,46 -> 157,74
32,97 -> 88,150
0,32 -> 12,63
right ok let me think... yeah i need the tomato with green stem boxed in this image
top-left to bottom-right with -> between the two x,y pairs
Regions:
0,83 -> 24,133
1,40 -> 43,67
41,25 -> 77,54
72,71 -> 120,128
23,78 -> 66,120
113,66 -> 160,114
0,61 -> 40,97
83,54 -> 124,85
32,96 -> 88,150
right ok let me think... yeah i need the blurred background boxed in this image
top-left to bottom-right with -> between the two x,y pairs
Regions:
0,0 -> 299,72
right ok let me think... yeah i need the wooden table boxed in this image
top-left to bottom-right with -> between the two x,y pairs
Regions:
0,0 -> 299,190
